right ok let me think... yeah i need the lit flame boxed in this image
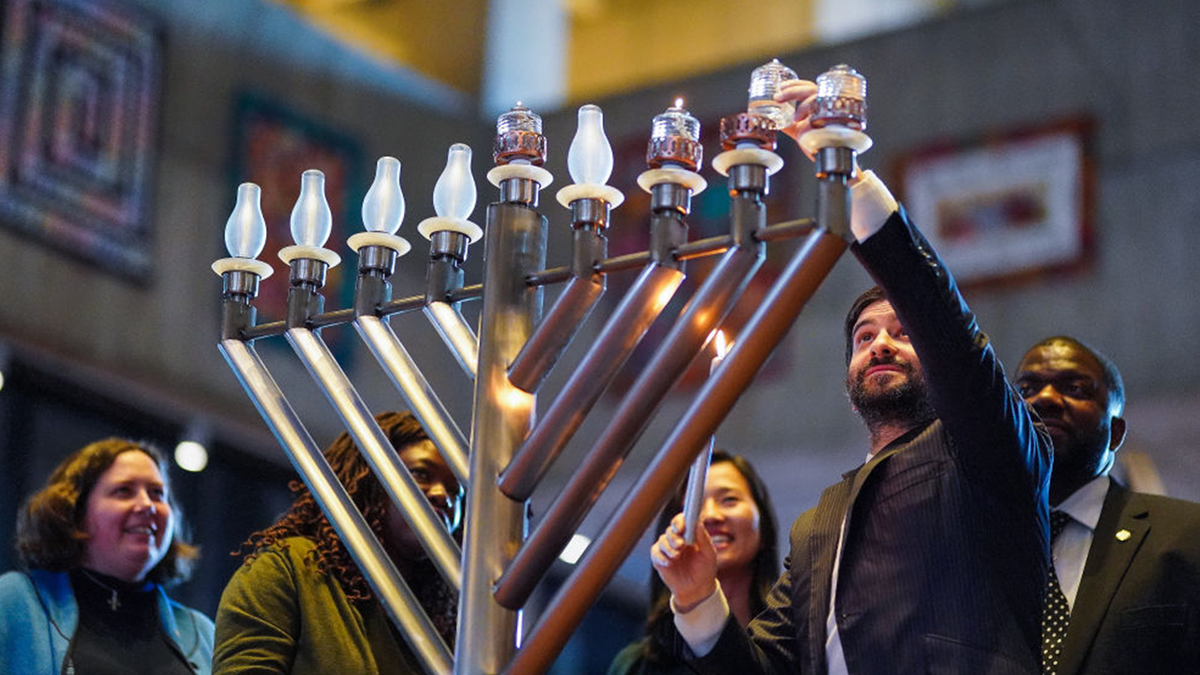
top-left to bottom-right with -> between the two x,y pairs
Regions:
674,97 -> 685,109
714,329 -> 730,359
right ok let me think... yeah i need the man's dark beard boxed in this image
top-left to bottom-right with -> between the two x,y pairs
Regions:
848,358 -> 937,430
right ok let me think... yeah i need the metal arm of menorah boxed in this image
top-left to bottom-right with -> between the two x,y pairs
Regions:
212,63 -> 870,675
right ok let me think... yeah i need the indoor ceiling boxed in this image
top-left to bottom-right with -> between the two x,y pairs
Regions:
272,0 -> 827,107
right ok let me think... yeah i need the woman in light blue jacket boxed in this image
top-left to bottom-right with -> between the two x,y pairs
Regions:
0,438 -> 213,674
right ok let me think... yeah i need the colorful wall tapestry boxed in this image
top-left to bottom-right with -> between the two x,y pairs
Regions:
0,0 -> 162,278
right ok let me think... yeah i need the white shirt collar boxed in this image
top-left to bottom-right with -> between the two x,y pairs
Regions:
1054,474 -> 1110,531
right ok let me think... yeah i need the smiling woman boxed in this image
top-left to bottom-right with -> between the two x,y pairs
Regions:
81,451 -> 177,583
607,451 -> 779,675
0,438 -> 215,674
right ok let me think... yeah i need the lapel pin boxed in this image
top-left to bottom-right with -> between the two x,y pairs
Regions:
1115,529 -> 1131,541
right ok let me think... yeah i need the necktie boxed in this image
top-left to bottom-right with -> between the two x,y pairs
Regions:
1041,510 -> 1073,674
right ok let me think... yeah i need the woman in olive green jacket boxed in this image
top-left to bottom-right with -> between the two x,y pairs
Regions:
213,412 -> 461,674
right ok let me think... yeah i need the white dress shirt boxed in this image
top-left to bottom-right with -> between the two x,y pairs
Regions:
1052,474 -> 1110,608
818,453 -> 886,674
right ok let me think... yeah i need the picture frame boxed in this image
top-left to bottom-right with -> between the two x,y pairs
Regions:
895,118 -> 1094,287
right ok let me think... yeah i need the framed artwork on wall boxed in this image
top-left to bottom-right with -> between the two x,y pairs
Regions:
0,0 -> 163,279
896,118 -> 1094,287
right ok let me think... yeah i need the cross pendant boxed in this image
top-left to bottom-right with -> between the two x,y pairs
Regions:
108,590 -> 120,611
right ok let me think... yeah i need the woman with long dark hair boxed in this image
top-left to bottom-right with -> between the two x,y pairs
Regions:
213,411 -> 461,674
607,450 -> 779,675
0,437 -> 212,674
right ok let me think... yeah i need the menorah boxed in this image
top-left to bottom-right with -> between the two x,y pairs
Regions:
212,62 -> 871,675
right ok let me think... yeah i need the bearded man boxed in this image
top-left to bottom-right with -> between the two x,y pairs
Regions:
652,167 -> 1052,673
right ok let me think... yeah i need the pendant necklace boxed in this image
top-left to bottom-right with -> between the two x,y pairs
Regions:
80,569 -> 122,611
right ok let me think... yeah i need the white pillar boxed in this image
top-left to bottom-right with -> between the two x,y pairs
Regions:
482,0 -> 569,117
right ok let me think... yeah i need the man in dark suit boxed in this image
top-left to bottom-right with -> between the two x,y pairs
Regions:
650,81 -> 1052,675
1016,336 -> 1200,675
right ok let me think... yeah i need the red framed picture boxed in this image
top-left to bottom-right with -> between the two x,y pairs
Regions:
895,117 -> 1094,288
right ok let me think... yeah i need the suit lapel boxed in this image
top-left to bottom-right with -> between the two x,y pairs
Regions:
806,470 -> 857,674
840,421 -> 941,539
804,442 -> 908,672
1059,483 -> 1150,675
803,423 -> 940,671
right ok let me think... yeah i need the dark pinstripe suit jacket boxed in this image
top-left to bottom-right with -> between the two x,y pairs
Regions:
691,208 -> 1053,675
1059,482 -> 1200,675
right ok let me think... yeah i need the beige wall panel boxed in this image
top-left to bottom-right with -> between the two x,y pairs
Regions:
567,0 -> 816,101
281,0 -> 487,93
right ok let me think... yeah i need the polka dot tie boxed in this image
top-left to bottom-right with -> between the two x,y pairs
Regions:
1041,510 -> 1073,674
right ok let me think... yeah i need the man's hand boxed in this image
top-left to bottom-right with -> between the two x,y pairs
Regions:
773,78 -> 867,188
773,79 -> 818,158
651,512 -> 719,611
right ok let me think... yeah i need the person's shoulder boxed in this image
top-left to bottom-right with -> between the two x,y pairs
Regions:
790,508 -> 815,536
0,569 -> 62,602
270,535 -> 318,556
1127,490 -> 1200,521
0,569 -> 31,587
240,536 -> 314,567
0,570 -> 35,601
1108,489 -> 1200,555
0,569 -> 60,632
606,638 -> 655,675
164,590 -> 216,637
162,587 -> 213,623
231,536 -> 324,590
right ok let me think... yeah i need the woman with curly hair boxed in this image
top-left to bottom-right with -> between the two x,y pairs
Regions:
213,411 -> 462,674
0,437 -> 213,674
607,451 -> 779,675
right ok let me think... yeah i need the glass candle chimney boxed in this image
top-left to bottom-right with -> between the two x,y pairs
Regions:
494,102 -> 547,166
811,64 -> 867,131
747,58 -> 798,130
497,102 -> 542,135
651,99 -> 699,142
647,98 -> 702,170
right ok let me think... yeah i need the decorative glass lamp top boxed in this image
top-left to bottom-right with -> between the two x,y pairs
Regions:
290,170 -> 332,248
434,144 -> 476,221
348,155 -> 412,261
721,58 -> 794,150
418,143 -> 483,244
362,157 -> 404,235
555,103 -> 625,211
225,183 -> 267,259
747,58 -> 799,130
812,64 -> 867,131
647,98 -> 702,171
497,102 -> 541,135
494,102 -> 547,165
567,105 -> 613,186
